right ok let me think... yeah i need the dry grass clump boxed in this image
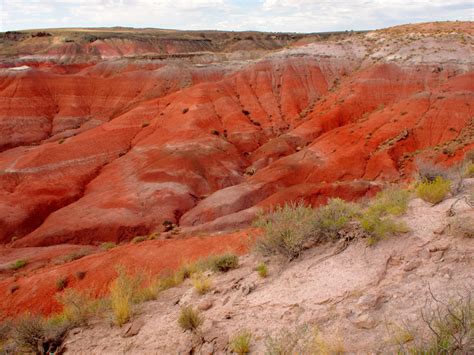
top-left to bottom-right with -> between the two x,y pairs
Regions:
209,253 -> 239,272
178,306 -> 202,332
12,314 -> 68,354
191,272 -> 212,295
416,176 -> 451,204
229,329 -> 252,354
109,266 -> 161,325
54,289 -> 95,327
449,216 -> 474,238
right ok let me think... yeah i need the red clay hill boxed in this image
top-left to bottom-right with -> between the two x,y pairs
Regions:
0,22 -> 473,317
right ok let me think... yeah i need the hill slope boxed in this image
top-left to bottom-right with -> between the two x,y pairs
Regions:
0,21 -> 473,320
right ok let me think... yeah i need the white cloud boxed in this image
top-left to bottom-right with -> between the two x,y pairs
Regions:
1,0 -> 472,32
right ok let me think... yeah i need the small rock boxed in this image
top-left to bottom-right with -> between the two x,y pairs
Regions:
403,260 -> 421,272
431,250 -> 444,262
198,299 -> 214,311
352,313 -> 377,329
70,328 -> 81,336
241,282 -> 256,295
121,319 -> 145,338
199,342 -> 215,355
357,293 -> 384,311
429,244 -> 449,253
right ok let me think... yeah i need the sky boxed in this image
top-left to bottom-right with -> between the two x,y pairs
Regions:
1,0 -> 473,33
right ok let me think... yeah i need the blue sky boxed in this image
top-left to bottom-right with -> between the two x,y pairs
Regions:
1,0 -> 473,32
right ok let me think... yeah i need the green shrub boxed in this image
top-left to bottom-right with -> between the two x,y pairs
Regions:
178,306 -> 202,332
369,188 -> 410,216
10,259 -> 27,271
416,176 -> 451,204
360,212 -> 409,246
253,202 -> 316,259
230,330 -> 252,354
313,198 -> 358,242
256,263 -> 268,278
359,187 -> 410,245
209,253 -> 239,272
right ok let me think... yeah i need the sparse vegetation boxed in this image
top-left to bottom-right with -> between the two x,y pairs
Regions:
55,289 -> 94,327
100,242 -> 116,251
416,159 -> 450,182
396,291 -> 474,353
313,198 -> 358,242
75,270 -> 86,280
55,277 -> 68,291
56,249 -> 90,264
254,192 -> 409,253
13,314 -> 68,354
10,259 -> 27,270
131,236 -> 147,244
108,266 -> 159,326
230,330 -> 252,354
416,176 -> 451,204
264,326 -> 313,354
109,267 -> 140,326
209,253 -> 239,272
256,262 -> 268,278
359,187 -> 410,245
178,306 -> 202,332
464,162 -> 474,178
265,326 -> 345,354
191,272 -> 212,295
253,202 -> 316,259
449,216 -> 474,238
